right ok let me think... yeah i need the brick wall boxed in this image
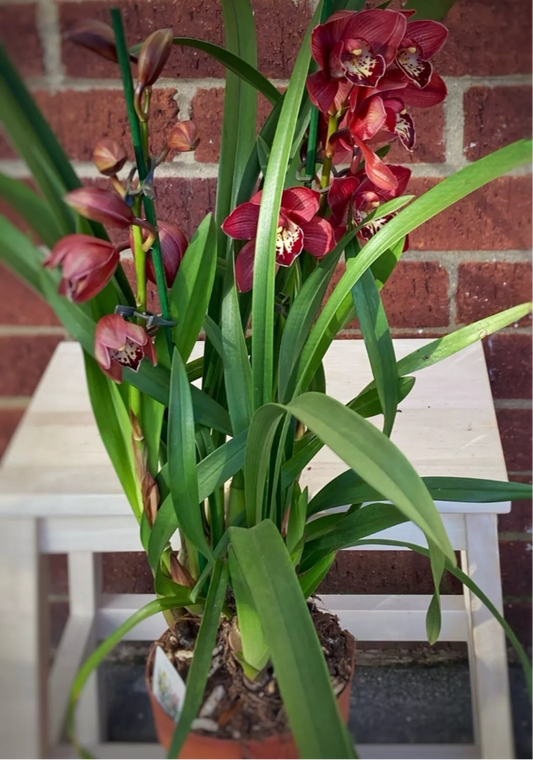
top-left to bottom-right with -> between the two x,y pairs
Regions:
0,0 -> 531,647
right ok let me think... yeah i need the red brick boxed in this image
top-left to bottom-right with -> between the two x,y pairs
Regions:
500,540 -> 532,596
59,0 -> 313,80
0,408 -> 25,459
191,88 -> 275,164
496,409 -> 533,472
456,262 -> 532,326
434,0 -> 532,77
388,104 -> 445,164
20,89 -> 178,163
380,261 -> 449,328
49,555 -> 69,595
0,335 -> 63,396
483,333 -> 532,399
318,551 -> 461,595
102,551 -> 153,593
408,178 -> 532,251
504,600 -> 532,648
0,264 -> 60,326
464,87 -> 533,162
0,4 -> 43,77
499,476 -> 532,534
153,177 -> 217,238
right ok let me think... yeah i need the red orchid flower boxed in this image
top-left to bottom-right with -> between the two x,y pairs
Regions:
307,8 -> 407,113
130,220 -> 188,287
43,234 -> 121,303
94,314 -> 157,382
395,20 -> 447,90
221,187 -> 335,292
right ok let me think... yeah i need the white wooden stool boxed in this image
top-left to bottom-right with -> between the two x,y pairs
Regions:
0,340 -> 514,759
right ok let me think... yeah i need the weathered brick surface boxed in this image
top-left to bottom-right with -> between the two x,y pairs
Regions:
434,0 -> 532,76
456,262 -> 532,325
0,335 -> 63,396
500,540 -> 533,596
408,178 -> 532,251
318,551 -> 462,595
380,261 -> 449,328
59,0 -> 313,80
496,409 -> 533,473
499,476 -> 532,534
0,265 -> 60,326
464,87 -> 533,161
0,408 -> 25,459
483,334 -> 532,399
0,3 -> 43,77
504,601 -> 532,648
154,177 -> 218,237
388,104 -> 445,164
102,552 -> 153,593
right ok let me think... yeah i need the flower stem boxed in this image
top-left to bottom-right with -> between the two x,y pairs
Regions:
132,198 -> 147,312
320,112 -> 339,192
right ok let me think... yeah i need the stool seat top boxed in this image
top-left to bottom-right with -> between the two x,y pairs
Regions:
0,339 -> 510,516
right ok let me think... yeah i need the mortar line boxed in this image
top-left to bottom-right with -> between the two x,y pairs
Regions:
493,399 -> 532,410
0,325 -> 67,336
36,0 -> 63,89
0,396 -> 31,409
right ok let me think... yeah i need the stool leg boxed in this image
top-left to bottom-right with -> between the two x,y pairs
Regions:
461,513 -> 514,759
0,518 -> 49,758
68,552 -> 103,748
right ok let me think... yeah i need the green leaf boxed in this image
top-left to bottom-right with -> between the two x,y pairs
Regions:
167,562 -> 228,759
0,173 -> 62,248
278,234 -> 351,403
244,405 -> 286,526
297,139 -> 533,393
298,552 -> 336,599
141,394 -> 165,475
397,302 -> 533,377
83,352 -> 142,518
229,520 -> 355,759
280,376 -> 416,490
287,486 -> 308,555
148,431 -> 248,568
251,2 -> 321,409
0,214 -> 47,294
285,393 -> 455,563
350,538 -> 532,699
228,548 -> 269,673
351,267 -> 398,436
171,214 -> 217,362
403,0 -> 458,20
168,349 -> 212,559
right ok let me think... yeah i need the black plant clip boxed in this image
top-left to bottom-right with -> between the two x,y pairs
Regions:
115,305 -> 176,335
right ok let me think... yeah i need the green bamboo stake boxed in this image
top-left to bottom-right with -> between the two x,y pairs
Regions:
110,8 -> 173,353
304,0 -> 332,188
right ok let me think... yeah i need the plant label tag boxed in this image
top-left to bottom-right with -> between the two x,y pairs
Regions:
152,645 -> 187,721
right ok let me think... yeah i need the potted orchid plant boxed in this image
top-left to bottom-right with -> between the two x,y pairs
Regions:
0,0 -> 531,757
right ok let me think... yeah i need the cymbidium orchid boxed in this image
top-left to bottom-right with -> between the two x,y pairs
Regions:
43,234 -> 122,303
143,220 -> 188,287
221,187 -> 335,292
93,137 -> 127,177
94,313 -> 157,382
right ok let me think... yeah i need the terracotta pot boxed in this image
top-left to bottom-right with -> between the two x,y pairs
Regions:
146,629 -> 355,759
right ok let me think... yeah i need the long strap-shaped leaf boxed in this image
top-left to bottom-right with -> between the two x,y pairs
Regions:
230,520 -> 356,759
0,174 -> 62,248
147,431 -> 248,568
245,393 -> 454,561
168,349 -> 212,559
295,139 -> 532,394
167,561 -> 229,759
251,3 -> 321,409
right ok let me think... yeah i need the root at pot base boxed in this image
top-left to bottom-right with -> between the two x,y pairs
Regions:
147,606 -> 355,756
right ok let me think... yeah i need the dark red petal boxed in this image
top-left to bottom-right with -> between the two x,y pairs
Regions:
406,20 -> 448,58
95,313 -> 127,350
388,165 -> 412,197
329,41 -> 345,79
401,71 -> 447,107
350,95 -> 387,141
394,109 -> 416,151
300,217 -> 336,258
378,11 -> 407,64
341,40 -> 386,87
281,187 -> 320,224
110,339 -> 144,372
328,176 -> 360,219
235,240 -> 256,293
69,253 -> 119,303
334,79 -> 353,111
124,321 -> 150,347
354,137 -> 399,192
306,70 -> 339,113
396,43 -> 433,88
374,67 -> 410,94
221,201 -> 260,240
343,9 -> 403,49
275,222 -> 304,267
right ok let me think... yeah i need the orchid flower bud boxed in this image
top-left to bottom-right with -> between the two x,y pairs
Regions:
146,221 -> 188,287
169,552 -> 195,588
93,138 -> 127,176
64,19 -> 126,64
166,120 -> 200,153
65,187 -> 156,250
43,233 -> 120,303
94,313 -> 157,383
134,28 -> 173,121
142,472 -> 159,528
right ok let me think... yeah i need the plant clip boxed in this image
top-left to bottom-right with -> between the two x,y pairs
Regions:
115,305 -> 177,334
